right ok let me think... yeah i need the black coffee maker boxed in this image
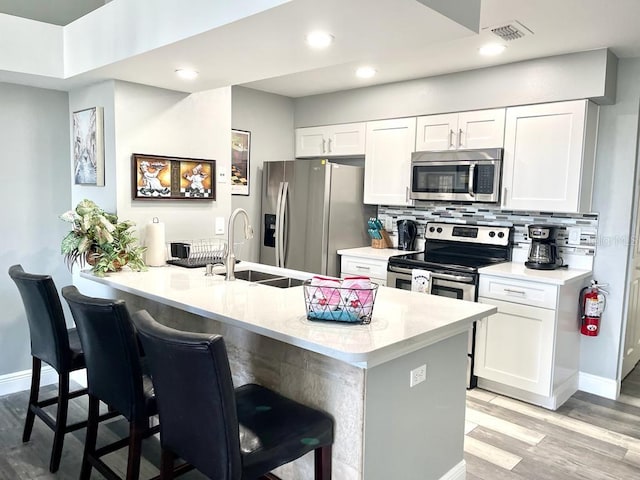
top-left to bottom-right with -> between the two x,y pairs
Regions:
525,224 -> 563,269
397,219 -> 418,250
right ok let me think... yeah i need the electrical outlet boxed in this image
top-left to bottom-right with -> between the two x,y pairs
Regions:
410,364 -> 426,387
567,227 -> 581,246
215,217 -> 225,235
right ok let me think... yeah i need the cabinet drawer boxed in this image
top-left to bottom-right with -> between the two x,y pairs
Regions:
340,256 -> 388,279
479,275 -> 558,309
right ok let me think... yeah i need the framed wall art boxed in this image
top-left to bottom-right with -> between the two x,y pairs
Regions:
72,106 -> 105,186
131,153 -> 216,200
231,129 -> 250,196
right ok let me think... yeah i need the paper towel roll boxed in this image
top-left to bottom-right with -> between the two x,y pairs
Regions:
145,218 -> 166,267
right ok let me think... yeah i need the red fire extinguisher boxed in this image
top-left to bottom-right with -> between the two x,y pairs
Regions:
579,280 -> 607,336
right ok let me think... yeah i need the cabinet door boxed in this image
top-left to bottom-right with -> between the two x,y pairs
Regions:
415,113 -> 457,151
475,297 -> 555,396
458,109 -> 505,149
296,127 -> 327,157
502,100 -> 587,212
326,123 -> 366,156
364,117 -> 416,205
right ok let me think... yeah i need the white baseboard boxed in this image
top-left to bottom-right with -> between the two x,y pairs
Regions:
578,371 -> 620,400
0,366 -> 87,398
439,460 -> 466,480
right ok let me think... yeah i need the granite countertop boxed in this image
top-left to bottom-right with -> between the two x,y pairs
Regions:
479,262 -> 592,286
81,261 -> 494,368
337,246 -> 420,261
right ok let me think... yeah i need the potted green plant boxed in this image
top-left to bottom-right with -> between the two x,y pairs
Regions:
60,199 -> 147,277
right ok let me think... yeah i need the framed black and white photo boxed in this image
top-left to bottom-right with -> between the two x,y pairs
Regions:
72,106 -> 105,186
231,129 -> 250,196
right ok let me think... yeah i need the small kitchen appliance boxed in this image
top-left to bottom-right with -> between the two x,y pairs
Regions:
525,224 -> 563,270
410,148 -> 503,203
397,219 -> 418,250
387,221 -> 514,388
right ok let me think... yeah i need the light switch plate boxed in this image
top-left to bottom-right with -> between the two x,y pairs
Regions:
567,227 -> 581,246
217,168 -> 227,183
215,217 -> 225,235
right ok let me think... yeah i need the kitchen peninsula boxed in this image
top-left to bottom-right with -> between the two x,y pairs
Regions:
81,262 -> 496,480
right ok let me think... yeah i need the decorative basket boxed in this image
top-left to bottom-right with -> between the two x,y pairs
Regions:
303,280 -> 378,324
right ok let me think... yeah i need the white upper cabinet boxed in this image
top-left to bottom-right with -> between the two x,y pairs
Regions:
415,108 -> 505,151
364,117 -> 417,206
295,123 -> 366,157
502,100 -> 598,213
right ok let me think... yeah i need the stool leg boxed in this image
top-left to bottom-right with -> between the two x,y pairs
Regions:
314,445 -> 332,480
80,395 -> 100,480
22,357 -> 40,443
126,422 -> 144,480
160,448 -> 175,480
49,372 -> 70,472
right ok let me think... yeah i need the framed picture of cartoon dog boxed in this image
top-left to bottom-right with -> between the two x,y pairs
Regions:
131,153 -> 216,200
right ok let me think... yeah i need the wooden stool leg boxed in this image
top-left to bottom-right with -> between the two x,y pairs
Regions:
314,445 -> 332,480
22,357 -> 40,443
80,395 -> 100,480
126,422 -> 144,480
49,372 -> 70,472
160,448 -> 176,480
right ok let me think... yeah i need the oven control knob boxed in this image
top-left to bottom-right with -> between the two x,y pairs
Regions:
498,232 -> 505,238
436,227 -> 443,233
429,226 -> 435,233
489,231 -> 496,238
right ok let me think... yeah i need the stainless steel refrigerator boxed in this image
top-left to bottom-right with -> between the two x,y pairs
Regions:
260,159 -> 375,277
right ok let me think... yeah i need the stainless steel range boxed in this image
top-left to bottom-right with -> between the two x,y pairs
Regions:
387,222 -> 513,388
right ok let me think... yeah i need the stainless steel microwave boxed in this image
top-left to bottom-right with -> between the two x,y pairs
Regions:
410,148 -> 502,203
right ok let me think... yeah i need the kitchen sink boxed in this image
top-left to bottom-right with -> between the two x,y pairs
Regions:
232,270 -> 284,282
258,277 -> 305,289
223,269 -> 304,288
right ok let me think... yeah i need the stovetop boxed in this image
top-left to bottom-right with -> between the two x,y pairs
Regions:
387,222 -> 514,274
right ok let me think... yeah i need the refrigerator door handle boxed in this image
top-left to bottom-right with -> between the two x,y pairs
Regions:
275,182 -> 284,267
280,182 -> 289,268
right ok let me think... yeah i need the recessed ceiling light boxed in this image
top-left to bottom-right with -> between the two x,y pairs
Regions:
479,43 -> 506,56
175,68 -> 199,80
356,66 -> 376,79
306,31 -> 333,49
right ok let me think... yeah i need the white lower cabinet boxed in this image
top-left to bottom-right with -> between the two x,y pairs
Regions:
475,274 -> 584,410
340,255 -> 388,286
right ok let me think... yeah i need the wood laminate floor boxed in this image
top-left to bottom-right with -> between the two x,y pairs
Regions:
1,368 -> 640,479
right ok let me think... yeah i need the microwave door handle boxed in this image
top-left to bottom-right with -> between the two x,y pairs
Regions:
468,164 -> 476,198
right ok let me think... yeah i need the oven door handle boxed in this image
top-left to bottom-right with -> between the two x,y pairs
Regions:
430,272 -> 475,283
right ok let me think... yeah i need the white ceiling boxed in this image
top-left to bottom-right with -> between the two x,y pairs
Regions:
2,0 -> 640,98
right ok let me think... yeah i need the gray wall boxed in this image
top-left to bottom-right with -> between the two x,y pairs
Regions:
231,86 -> 295,262
294,49 -> 616,127
0,82 -> 72,376
589,58 -> 640,380
293,51 -> 636,385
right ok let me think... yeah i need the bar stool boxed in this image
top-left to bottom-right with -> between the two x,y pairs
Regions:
61,286 -> 158,480
8,264 -> 91,472
132,310 -> 334,480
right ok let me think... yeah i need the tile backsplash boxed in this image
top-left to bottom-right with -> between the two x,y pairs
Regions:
378,203 -> 598,265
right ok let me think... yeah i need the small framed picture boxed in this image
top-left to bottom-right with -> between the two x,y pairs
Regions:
131,153 -> 216,200
231,129 -> 250,196
72,106 -> 105,186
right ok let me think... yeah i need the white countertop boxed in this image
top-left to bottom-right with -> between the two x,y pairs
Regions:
479,262 -> 592,285
81,261 -> 495,368
337,246 -> 420,261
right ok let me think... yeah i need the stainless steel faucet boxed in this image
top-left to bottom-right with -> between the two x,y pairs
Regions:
225,208 -> 253,280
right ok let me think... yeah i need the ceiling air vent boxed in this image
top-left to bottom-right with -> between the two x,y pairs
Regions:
487,21 -> 533,42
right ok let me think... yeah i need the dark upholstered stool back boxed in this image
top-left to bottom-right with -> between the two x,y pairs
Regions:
134,311 -> 242,479
9,264 -> 73,372
62,286 -> 146,423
